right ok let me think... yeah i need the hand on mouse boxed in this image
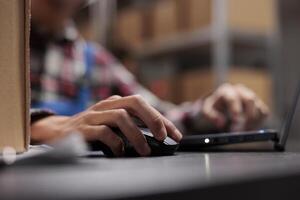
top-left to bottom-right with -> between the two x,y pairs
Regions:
31,95 -> 183,157
202,84 -> 269,131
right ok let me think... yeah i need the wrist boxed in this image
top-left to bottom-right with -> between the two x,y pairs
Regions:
30,109 -> 56,125
31,115 -> 71,144
185,100 -> 220,133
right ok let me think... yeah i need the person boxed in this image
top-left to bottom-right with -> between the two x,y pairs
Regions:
30,0 -> 269,156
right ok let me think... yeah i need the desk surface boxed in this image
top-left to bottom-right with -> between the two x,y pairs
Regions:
1,150 -> 300,200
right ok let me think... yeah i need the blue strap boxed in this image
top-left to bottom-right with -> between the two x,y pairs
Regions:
32,43 -> 94,116
78,43 -> 94,111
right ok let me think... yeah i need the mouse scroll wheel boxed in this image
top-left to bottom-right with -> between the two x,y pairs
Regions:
164,137 -> 177,145
140,128 -> 154,137
140,128 -> 177,145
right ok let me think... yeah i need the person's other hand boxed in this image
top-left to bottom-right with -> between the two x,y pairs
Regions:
202,84 -> 269,131
31,95 -> 182,157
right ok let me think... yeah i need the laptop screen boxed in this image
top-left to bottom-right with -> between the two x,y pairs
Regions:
277,82 -> 300,150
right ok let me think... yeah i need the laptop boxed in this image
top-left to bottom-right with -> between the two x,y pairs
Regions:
179,83 -> 300,152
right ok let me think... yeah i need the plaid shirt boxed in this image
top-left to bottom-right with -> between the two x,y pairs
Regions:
30,24 -> 206,133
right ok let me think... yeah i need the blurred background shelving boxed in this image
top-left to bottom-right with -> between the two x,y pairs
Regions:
75,0 -> 283,121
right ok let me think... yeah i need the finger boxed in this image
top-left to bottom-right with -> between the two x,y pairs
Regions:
106,95 -> 122,101
235,84 -> 269,124
92,95 -> 167,141
88,96 -> 122,111
203,97 -> 227,129
84,125 -> 125,156
162,118 -> 182,142
244,99 -> 269,130
255,99 -> 270,121
235,85 -> 258,121
256,98 -> 269,116
218,87 -> 243,122
85,109 -> 151,156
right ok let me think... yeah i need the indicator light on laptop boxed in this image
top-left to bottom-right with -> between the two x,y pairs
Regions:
204,138 -> 210,144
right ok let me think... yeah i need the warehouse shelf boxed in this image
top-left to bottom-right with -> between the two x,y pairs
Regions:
133,27 -> 273,59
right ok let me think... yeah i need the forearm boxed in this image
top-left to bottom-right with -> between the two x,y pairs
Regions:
31,115 -> 72,144
30,109 -> 60,144
131,85 -> 217,134
30,109 -> 56,125
162,100 -> 219,135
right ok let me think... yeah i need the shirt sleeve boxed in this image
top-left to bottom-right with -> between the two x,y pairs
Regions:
30,109 -> 55,125
95,46 -> 212,134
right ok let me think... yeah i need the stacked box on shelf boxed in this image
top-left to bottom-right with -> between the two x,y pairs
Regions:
228,68 -> 273,107
178,68 -> 272,108
227,0 -> 276,34
178,69 -> 214,103
177,0 -> 276,34
114,7 -> 145,50
150,0 -> 179,41
114,0 -> 276,52
177,0 -> 212,32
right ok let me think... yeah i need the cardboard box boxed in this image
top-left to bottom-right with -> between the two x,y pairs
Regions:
115,7 -> 145,49
0,0 -> 30,153
228,68 -> 273,107
228,0 -> 276,34
177,0 -> 212,32
178,69 -> 215,103
178,68 -> 272,107
178,0 -> 276,34
151,0 -> 178,41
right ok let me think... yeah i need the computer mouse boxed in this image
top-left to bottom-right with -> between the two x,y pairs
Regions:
88,127 -> 179,157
